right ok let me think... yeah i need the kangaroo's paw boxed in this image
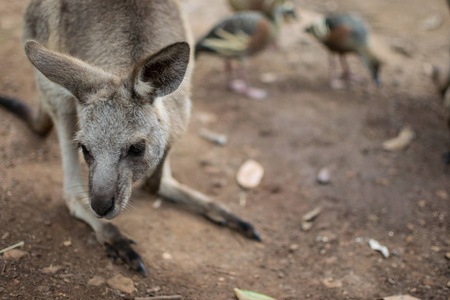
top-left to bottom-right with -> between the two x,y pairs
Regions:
150,158 -> 262,242
104,238 -> 147,276
66,195 -> 147,276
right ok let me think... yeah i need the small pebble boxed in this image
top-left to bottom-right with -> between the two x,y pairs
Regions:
259,72 -> 279,83
435,190 -> 448,200
162,252 -> 173,260
289,244 -> 299,252
421,14 -> 443,31
431,246 -> 441,252
316,168 -> 331,185
322,278 -> 343,288
87,275 -> 105,286
445,252 -> 450,260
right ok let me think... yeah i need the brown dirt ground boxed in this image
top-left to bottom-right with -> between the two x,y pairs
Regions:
1,0 -> 449,299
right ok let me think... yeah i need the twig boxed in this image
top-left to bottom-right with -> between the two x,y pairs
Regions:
0,241 -> 25,254
1,262 -> 6,274
135,296 -> 182,300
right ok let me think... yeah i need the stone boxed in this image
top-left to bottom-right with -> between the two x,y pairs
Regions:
107,274 -> 134,294
36,285 -> 50,293
236,160 -> 264,189
289,244 -> 299,252
322,278 -> 343,288
2,249 -> 29,261
87,275 -> 105,286
41,265 -> 63,274
316,168 -> 331,184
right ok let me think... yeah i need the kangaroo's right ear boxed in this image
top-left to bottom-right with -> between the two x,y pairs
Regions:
24,41 -> 113,103
131,42 -> 190,104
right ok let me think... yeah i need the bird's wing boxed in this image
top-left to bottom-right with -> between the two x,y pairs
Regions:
325,24 -> 353,52
201,27 -> 252,56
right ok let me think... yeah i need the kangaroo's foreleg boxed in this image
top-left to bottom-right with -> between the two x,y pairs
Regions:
42,88 -> 146,275
145,157 -> 261,241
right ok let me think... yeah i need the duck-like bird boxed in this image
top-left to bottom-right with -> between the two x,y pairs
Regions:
431,60 -> 450,165
305,13 -> 381,88
195,3 -> 287,99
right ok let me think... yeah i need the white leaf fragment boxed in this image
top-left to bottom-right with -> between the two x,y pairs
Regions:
369,239 -> 389,258
234,288 -> 277,300
383,295 -> 421,300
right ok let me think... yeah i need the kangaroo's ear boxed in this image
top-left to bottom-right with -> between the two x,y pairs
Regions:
132,42 -> 190,103
24,41 -> 113,103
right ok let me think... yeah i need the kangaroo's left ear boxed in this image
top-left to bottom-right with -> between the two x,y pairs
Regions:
131,42 -> 190,103
25,40 -> 115,103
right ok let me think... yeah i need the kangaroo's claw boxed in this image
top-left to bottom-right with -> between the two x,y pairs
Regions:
237,220 -> 262,242
136,262 -> 147,276
104,238 -> 147,276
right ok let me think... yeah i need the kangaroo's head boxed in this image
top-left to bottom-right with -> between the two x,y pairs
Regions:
25,41 -> 190,219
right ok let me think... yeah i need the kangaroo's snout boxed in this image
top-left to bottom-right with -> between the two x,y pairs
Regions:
91,193 -> 115,217
89,162 -> 120,218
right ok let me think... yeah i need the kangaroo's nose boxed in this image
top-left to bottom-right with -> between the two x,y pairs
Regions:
91,195 -> 115,217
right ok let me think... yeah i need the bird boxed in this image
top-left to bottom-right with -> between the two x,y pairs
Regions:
305,13 -> 381,89
228,0 -> 298,22
431,65 -> 450,165
195,4 -> 287,99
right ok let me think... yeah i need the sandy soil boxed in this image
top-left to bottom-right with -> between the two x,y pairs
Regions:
0,0 -> 449,299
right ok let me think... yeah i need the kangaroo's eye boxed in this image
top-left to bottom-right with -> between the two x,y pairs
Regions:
79,144 -> 92,159
128,143 -> 146,156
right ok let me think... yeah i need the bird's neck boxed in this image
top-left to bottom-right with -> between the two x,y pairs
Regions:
311,18 -> 330,42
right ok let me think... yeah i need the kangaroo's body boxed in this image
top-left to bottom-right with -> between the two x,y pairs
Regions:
0,0 -> 259,275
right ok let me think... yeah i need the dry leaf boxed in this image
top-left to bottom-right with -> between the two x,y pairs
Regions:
41,265 -> 64,274
236,160 -> 264,189
199,128 -> 227,146
383,127 -> 415,151
383,295 -> 421,300
301,207 -> 322,231
302,207 -> 322,222
234,288 -> 276,300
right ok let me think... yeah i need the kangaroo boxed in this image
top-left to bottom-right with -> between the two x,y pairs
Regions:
0,0 -> 260,275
